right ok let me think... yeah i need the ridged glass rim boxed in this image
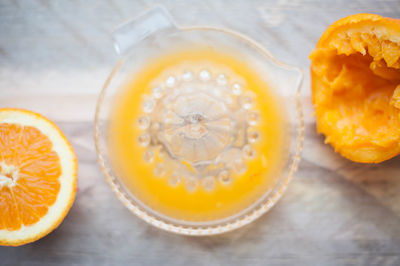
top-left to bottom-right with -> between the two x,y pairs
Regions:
94,25 -> 305,236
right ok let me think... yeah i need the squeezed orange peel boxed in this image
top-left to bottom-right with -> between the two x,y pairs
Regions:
310,14 -> 400,163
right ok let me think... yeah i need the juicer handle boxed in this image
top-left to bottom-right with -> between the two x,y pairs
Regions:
112,6 -> 178,55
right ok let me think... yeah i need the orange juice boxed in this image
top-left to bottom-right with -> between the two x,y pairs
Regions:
108,48 -> 289,222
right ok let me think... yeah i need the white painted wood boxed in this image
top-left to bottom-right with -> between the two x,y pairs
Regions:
1,0 -> 400,265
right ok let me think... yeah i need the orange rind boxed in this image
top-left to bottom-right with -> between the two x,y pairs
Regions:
0,108 -> 77,246
310,14 -> 400,163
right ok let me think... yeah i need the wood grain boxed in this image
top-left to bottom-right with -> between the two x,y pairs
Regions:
1,0 -> 400,265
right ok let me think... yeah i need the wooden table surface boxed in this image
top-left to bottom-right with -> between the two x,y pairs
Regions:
1,0 -> 400,265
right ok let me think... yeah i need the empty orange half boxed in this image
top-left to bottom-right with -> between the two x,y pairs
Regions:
310,14 -> 400,163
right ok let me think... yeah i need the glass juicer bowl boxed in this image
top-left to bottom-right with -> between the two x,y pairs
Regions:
94,7 -> 304,235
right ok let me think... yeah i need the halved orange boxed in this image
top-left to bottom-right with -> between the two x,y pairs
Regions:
0,108 -> 77,246
310,14 -> 400,163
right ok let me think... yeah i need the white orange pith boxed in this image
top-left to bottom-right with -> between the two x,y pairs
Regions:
0,108 -> 77,246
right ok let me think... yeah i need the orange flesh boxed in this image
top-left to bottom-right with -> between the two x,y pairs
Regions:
108,48 -> 288,222
311,19 -> 400,163
0,123 -> 61,230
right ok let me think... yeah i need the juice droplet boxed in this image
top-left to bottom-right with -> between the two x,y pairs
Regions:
248,131 -> 260,143
166,76 -> 176,87
182,70 -> 193,81
185,177 -> 198,192
169,173 -> 181,187
137,116 -> 150,130
143,150 -> 154,163
218,170 -> 231,185
241,94 -> 254,109
199,69 -> 211,81
232,83 -> 242,95
202,176 -> 215,191
152,87 -> 163,99
143,99 -> 155,113
247,111 -> 260,126
217,74 -> 228,85
154,163 -> 166,177
233,159 -> 246,174
242,145 -> 256,159
138,134 -> 151,147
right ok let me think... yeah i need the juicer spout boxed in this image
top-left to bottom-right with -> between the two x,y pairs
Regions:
112,6 -> 177,55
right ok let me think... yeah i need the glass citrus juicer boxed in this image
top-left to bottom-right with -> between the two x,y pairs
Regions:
94,7 -> 304,235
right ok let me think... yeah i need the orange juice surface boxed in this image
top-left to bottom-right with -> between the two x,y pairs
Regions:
108,48 -> 289,222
